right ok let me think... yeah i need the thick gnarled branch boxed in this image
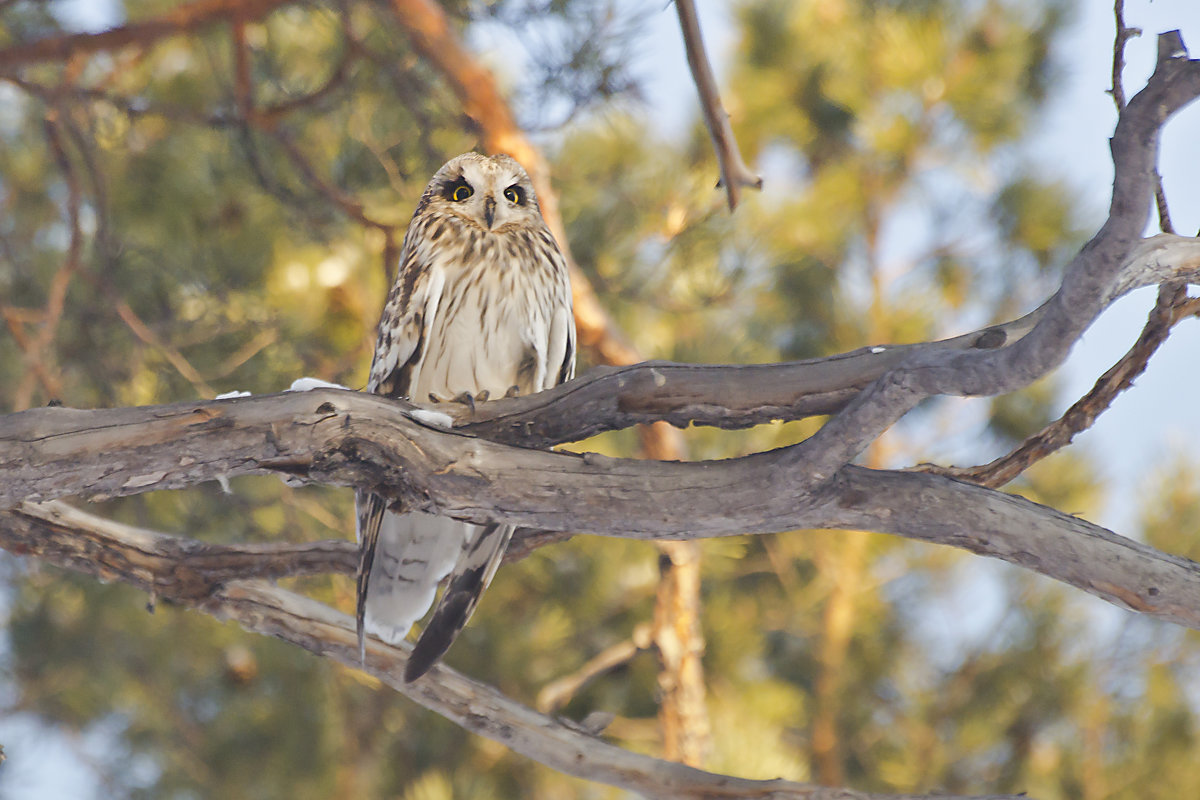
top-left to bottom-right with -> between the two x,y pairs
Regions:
5,384 -> 1200,635
0,501 -> 1023,800
371,234 -> 1198,450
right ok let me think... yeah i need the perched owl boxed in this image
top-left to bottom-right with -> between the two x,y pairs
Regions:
357,153 -> 575,681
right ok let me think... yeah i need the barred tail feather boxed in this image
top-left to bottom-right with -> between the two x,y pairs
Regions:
404,522 -> 514,682
358,504 -> 472,659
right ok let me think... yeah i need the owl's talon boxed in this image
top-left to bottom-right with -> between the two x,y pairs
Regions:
429,392 -> 446,404
504,385 -> 520,399
474,389 -> 490,403
453,391 -> 476,413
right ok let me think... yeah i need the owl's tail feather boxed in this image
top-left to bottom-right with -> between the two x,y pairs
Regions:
355,489 -> 385,666
404,522 -> 514,682
358,505 -> 469,666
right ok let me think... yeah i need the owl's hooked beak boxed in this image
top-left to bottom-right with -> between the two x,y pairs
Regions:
483,196 -> 497,229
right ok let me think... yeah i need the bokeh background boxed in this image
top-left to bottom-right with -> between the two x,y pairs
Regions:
2,0 -> 1199,797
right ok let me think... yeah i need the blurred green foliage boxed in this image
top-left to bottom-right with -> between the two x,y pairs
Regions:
2,0 -> 1199,798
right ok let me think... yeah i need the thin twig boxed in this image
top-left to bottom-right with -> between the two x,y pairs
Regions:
82,279 -> 219,398
12,111 -> 80,410
921,284 -> 1200,488
537,623 -> 653,713
1109,0 -> 1138,112
211,329 -> 279,379
674,0 -> 761,210
1109,1 -> 1174,233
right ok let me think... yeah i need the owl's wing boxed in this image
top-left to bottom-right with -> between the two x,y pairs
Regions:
404,522 -> 514,681
548,299 -> 576,387
356,231 -> 447,663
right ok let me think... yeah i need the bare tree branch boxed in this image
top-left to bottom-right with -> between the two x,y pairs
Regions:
675,0 -> 762,210
5,383 -> 1200,634
0,0 -> 295,69
1110,1 -> 1174,233
925,284 -> 1200,488
537,623 -> 653,713
3,501 -> 357,595
777,36 -> 1200,482
0,502 -> 1034,800
417,234 -> 1200,451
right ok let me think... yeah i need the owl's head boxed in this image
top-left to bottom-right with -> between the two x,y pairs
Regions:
417,152 -> 543,232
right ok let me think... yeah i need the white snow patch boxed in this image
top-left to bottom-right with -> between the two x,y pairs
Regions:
407,408 -> 454,429
288,377 -> 349,392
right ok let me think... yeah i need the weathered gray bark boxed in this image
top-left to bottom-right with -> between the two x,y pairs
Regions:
0,501 -> 1034,800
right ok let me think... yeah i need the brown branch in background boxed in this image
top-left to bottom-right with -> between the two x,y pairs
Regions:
109,291 -> 218,398
12,111 -> 81,410
675,0 -> 762,211
0,0 -> 295,69
387,0 -> 711,765
537,623 -> 653,713
256,34 -> 356,129
2,307 -> 61,404
924,285 -> 1200,489
211,329 -> 279,379
268,129 -> 395,235
231,11 -> 256,123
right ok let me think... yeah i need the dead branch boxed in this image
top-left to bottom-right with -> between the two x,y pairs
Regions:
381,234 -> 1198,451
675,0 -> 762,210
3,501 -> 357,596
772,35 -> 1200,484
926,284 -> 1200,488
5,385 -> 1200,634
1110,1 -> 1173,233
0,501 -> 1032,800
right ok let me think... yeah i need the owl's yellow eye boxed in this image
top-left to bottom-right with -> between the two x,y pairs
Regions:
450,183 -> 474,202
503,185 -> 525,205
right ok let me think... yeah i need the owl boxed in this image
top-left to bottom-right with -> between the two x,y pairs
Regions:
357,153 -> 576,681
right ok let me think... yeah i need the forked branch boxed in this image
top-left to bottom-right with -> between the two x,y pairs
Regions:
0,501 -> 1037,800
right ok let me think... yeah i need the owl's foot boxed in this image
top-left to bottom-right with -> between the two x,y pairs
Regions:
450,390 -> 492,413
504,385 -> 520,399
